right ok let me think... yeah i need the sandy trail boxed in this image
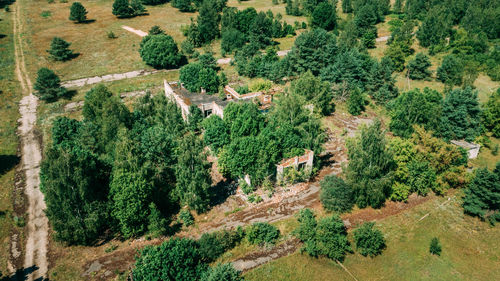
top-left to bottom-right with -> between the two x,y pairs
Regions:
13,2 -> 49,280
121,25 -> 148,37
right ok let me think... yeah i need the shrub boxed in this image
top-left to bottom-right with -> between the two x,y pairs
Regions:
107,31 -> 117,39
139,34 -> 183,69
179,209 -> 194,226
240,180 -> 254,195
247,222 -> 280,245
201,263 -> 243,281
198,228 -> 244,262
347,88 -> 366,116
353,222 -> 386,257
248,194 -> 263,203
320,175 -> 354,213
429,237 -> 442,256
248,78 -> 272,92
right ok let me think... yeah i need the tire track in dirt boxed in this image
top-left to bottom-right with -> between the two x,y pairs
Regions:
13,2 -> 49,280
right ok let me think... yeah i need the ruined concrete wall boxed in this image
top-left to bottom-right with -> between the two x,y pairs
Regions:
164,80 -> 189,120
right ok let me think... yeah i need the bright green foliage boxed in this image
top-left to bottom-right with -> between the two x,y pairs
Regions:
40,145 -> 109,245
437,55 -> 463,86
310,2 -> 336,31
185,0 -> 223,46
224,102 -> 264,139
148,203 -> 168,237
389,88 -> 442,138
132,238 -> 206,281
407,160 -> 437,196
345,120 -> 395,208
201,263 -> 243,281
34,68 -> 67,102
353,222 -> 386,257
429,237 -> 442,256
110,168 -> 153,238
247,222 -> 280,245
69,2 -> 87,23
179,209 -> 194,226
439,87 -> 481,141
347,88 -> 366,116
295,210 -> 352,261
482,88 -> 500,137
407,53 -> 432,80
139,34 -> 183,69
289,71 -> 334,116
202,115 -> 229,152
47,37 -> 75,61
389,137 -> 417,201
463,163 -> 500,224
198,229 -> 244,262
320,175 -> 354,213
175,133 -> 211,213
180,62 -> 220,93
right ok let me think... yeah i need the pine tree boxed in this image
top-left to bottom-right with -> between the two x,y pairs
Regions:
130,0 -> 146,15
311,2 -> 336,31
47,37 -> 75,61
347,88 -> 366,116
112,0 -> 133,18
463,163 -> 500,224
69,2 -> 88,23
393,0 -> 403,14
34,68 -> 67,102
407,53 -> 431,80
439,87 -> 481,141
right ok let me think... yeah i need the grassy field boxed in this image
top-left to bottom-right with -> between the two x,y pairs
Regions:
18,0 -> 304,82
245,194 -> 500,281
0,5 -> 22,277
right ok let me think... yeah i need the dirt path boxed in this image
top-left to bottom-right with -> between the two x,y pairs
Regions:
121,25 -> 148,37
12,2 -> 49,280
376,35 -> 389,42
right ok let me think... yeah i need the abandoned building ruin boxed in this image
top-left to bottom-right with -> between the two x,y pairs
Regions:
450,140 -> 481,159
276,149 -> 314,181
163,80 -> 274,120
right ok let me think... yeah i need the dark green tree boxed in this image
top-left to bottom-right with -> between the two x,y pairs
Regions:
142,0 -> 168,5
416,6 -> 452,48
188,105 -> 204,132
407,160 -> 437,195
132,238 -> 206,281
437,55 -> 464,86
40,144 -> 109,245
175,133 -> 211,212
139,34 -> 183,69
69,2 -> 88,23
34,68 -> 67,102
47,37 -> 75,61
463,163 -> 500,224
429,237 -> 442,256
353,222 -> 386,257
393,0 -> 403,13
345,119 -> 395,208
342,0 -> 353,13
439,87 -> 481,141
148,25 -> 165,35
246,222 -> 280,245
384,42 -> 406,72
112,0 -> 133,17
320,175 -> 354,213
407,53 -> 431,80
131,0 -> 146,15
51,117 -> 81,146
196,0 -> 221,44
310,2 -> 336,31
172,0 -> 195,12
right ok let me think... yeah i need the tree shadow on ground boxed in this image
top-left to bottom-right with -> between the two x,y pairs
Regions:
317,152 -> 336,170
208,179 -> 237,208
62,89 -> 77,100
0,34 -> 6,39
76,19 -> 96,24
0,155 -> 20,175
1,265 -> 48,281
